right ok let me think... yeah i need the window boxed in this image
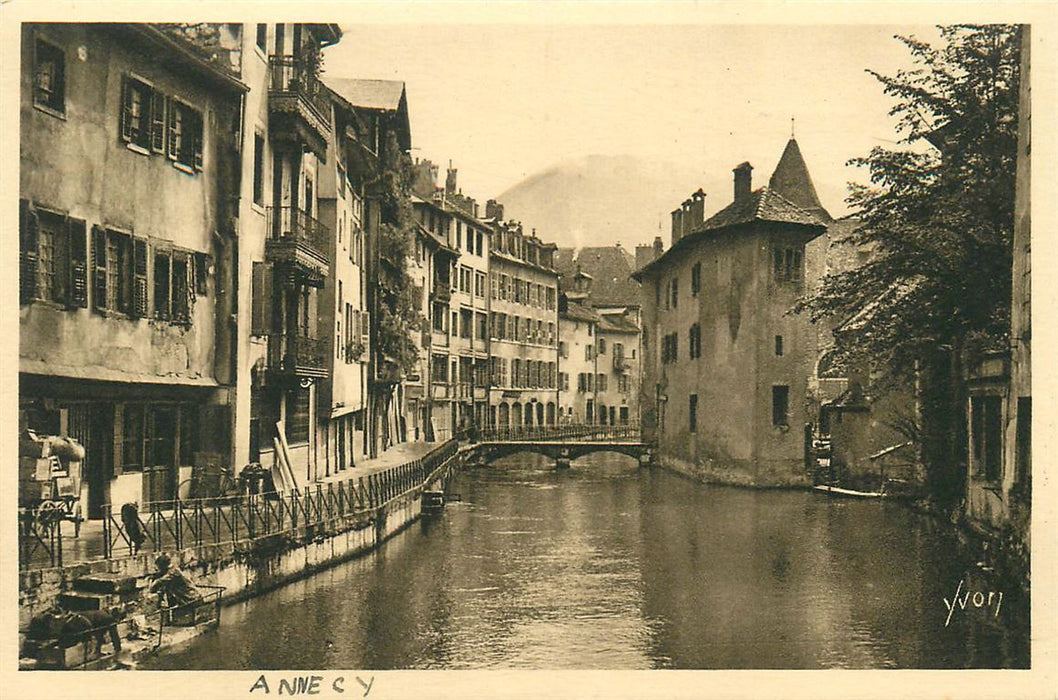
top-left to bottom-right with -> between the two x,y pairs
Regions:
971,395 -> 1004,482
23,207 -> 83,306
153,249 -> 171,320
167,99 -> 204,170
689,323 -> 701,359
476,232 -> 484,256
122,404 -> 145,472
689,394 -> 698,432
34,38 -> 66,115
253,132 -> 265,205
691,262 -> 701,297
475,272 -> 486,298
559,341 -> 567,358
585,344 -> 594,361
459,309 -> 472,339
560,372 -> 569,392
671,278 -> 679,309
251,261 -> 274,335
772,385 -> 789,427
662,332 -> 679,364
255,24 -> 267,52
285,386 -> 311,443
121,76 -> 159,152
773,247 -> 803,284
456,222 -> 462,249
597,374 -> 607,392
477,312 -> 487,341
775,335 -> 784,356
618,375 -> 630,394
598,338 -> 607,354
171,252 -> 191,325
432,354 -> 448,382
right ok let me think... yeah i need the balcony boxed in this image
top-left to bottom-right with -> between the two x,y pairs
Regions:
268,333 -> 327,379
266,206 -> 330,282
613,355 -> 631,373
432,278 -> 452,303
268,54 -> 331,158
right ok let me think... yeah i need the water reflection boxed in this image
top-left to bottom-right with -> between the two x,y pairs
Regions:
145,453 -> 1028,670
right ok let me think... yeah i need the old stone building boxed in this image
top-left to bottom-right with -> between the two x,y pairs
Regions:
239,24 -> 343,485
324,78 -> 412,456
634,139 -> 828,485
19,24 -> 247,514
557,281 -> 601,424
486,202 -> 561,429
555,245 -> 643,425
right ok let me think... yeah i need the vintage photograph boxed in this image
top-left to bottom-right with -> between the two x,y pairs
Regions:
11,10 -> 1038,683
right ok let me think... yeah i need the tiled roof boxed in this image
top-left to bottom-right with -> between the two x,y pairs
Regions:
561,302 -> 602,324
699,186 -> 825,232
326,78 -> 406,111
555,246 -> 640,307
768,138 -> 831,222
598,314 -> 640,333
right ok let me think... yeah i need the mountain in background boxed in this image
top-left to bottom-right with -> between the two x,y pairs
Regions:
493,153 -> 847,250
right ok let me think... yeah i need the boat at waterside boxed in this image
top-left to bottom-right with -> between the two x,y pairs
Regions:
812,483 -> 884,499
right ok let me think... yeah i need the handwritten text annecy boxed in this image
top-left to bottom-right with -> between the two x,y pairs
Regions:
249,674 -> 374,697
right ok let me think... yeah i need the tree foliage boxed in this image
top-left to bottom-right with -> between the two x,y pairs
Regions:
795,25 -> 1022,507
373,131 -> 422,378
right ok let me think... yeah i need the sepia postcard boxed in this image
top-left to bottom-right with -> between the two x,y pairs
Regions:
2,2 -> 1056,699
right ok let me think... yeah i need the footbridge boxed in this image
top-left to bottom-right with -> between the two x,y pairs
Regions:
467,424 -> 653,468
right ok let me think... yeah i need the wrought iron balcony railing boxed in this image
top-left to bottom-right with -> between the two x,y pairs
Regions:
268,54 -> 331,125
269,333 -> 327,378
266,206 -> 330,270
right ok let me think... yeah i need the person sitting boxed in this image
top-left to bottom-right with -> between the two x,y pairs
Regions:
149,553 -> 202,616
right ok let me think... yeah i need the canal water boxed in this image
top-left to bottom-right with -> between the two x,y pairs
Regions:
144,454 -> 1028,670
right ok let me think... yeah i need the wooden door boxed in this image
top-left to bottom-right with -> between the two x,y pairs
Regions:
143,406 -> 176,509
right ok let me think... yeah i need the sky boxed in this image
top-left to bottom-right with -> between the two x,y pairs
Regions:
323,23 -> 939,223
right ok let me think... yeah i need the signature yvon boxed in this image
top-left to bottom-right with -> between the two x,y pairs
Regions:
944,579 -> 1003,627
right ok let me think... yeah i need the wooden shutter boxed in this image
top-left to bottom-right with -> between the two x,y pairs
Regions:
52,213 -> 70,305
192,109 -> 204,171
132,238 -> 148,317
150,91 -> 166,153
91,225 -> 107,312
120,77 -> 133,143
19,200 -> 39,304
167,100 -> 179,160
360,310 -> 370,345
194,252 -> 209,295
251,261 -> 273,335
68,218 -> 88,308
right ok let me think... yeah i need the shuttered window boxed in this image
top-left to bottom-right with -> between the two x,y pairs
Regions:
251,261 -> 273,335
33,38 -> 66,115
133,239 -> 149,317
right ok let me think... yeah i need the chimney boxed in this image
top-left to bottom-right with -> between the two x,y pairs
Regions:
734,162 -> 753,202
670,207 -> 684,246
445,161 -> 457,196
653,235 -> 663,257
688,188 -> 706,231
486,199 -> 504,221
681,199 -> 692,238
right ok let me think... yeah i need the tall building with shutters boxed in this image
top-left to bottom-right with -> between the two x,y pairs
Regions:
18,23 -> 247,515
236,23 -> 342,484
633,139 -> 827,485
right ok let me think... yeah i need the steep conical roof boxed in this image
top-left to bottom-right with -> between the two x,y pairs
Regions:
768,138 -> 831,222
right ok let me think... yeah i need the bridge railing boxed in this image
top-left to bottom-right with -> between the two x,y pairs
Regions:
476,422 -> 641,443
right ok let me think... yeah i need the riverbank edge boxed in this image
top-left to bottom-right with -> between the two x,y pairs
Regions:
654,453 -> 1031,599
18,444 -> 469,669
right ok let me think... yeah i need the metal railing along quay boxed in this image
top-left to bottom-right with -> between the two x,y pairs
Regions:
475,422 -> 642,443
19,440 -> 458,572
